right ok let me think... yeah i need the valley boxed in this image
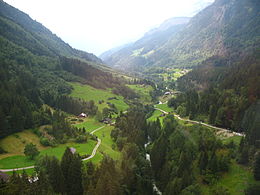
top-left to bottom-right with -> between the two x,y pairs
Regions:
0,0 -> 259,194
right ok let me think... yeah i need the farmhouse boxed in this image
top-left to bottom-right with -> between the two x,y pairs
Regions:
164,91 -> 171,95
78,113 -> 87,118
70,147 -> 76,154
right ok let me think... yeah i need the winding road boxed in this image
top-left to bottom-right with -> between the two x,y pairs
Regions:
0,126 -> 105,172
154,106 -> 245,137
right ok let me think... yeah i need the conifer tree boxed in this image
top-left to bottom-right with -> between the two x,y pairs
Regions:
61,147 -> 74,191
49,157 -> 65,193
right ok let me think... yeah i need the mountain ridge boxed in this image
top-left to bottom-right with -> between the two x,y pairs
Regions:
102,0 -> 260,71
101,17 -> 191,71
0,0 -> 102,64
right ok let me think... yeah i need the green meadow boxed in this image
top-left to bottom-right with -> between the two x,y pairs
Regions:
69,82 -> 129,112
127,84 -> 153,104
0,140 -> 96,169
201,160 -> 259,195
155,103 -> 173,113
73,117 -> 103,132
88,126 -> 121,164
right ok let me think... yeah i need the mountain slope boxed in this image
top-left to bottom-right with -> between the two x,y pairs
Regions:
0,0 -> 102,64
103,0 -> 259,71
152,0 -> 260,67
0,1 -> 130,138
101,17 -> 190,71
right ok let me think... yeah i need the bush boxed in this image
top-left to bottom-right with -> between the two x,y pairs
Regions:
0,147 -> 7,154
32,128 -> 41,137
76,135 -> 87,143
40,137 -> 57,147
40,137 -> 51,146
24,143 -> 39,160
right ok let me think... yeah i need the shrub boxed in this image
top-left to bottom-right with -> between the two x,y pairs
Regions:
76,135 -> 87,143
40,137 -> 51,146
0,147 -> 7,154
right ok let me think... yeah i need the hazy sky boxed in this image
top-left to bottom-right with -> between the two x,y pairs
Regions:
4,0 -> 214,55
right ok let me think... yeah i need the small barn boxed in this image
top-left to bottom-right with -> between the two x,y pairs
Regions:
78,113 -> 87,118
70,147 -> 76,154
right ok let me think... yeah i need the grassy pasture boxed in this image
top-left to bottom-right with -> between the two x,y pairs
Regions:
155,103 -> 173,113
0,130 -> 45,156
201,160 -> 258,195
73,117 -> 103,132
127,84 -> 153,104
69,82 -> 129,112
0,140 -> 96,169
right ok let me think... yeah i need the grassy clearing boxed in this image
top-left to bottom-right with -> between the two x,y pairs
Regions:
155,103 -> 173,113
221,135 -> 242,145
158,68 -> 191,81
147,110 -> 162,122
69,82 -> 129,112
201,160 -> 257,195
0,130 -> 46,157
0,140 -> 97,169
131,48 -> 144,57
127,84 -> 153,104
5,168 -> 35,176
73,117 -> 103,133
94,126 -> 121,162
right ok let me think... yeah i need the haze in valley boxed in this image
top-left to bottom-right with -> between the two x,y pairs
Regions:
4,0 -> 213,55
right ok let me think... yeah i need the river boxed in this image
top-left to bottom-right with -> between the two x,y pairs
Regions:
144,137 -> 162,195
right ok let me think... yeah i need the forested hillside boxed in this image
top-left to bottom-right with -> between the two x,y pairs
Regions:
101,17 -> 190,71
0,0 -> 102,64
102,0 -> 259,71
0,0 -> 132,138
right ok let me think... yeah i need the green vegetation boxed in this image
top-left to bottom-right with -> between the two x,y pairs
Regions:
94,126 -> 121,162
127,84 -> 153,104
131,48 -> 144,57
103,0 -> 259,69
24,143 -> 39,160
222,136 -> 242,145
0,140 -> 96,169
147,110 -> 163,122
69,82 -> 129,112
0,129 -> 45,155
158,68 -> 191,81
201,161 -> 257,195
73,118 -> 103,132
155,103 -> 173,113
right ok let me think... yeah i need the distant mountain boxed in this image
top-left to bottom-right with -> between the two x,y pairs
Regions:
0,0 -> 102,64
103,0 -> 259,71
99,42 -> 133,61
102,17 -> 190,71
